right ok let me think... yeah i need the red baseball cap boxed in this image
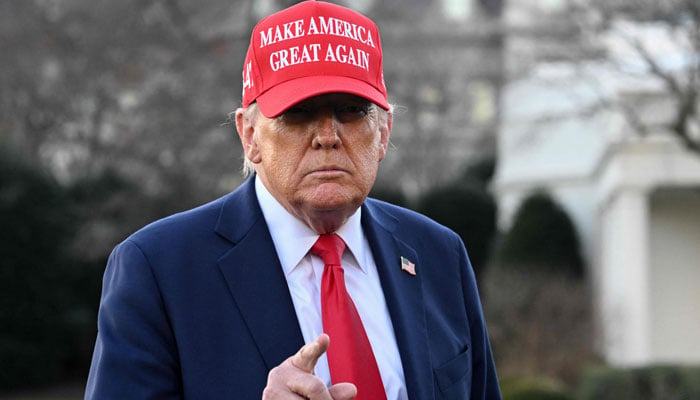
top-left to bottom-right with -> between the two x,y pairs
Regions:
241,0 -> 388,118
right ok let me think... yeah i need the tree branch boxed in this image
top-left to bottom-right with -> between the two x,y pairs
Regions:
630,35 -> 684,97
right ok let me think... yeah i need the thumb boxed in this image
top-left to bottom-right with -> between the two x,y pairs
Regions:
329,382 -> 357,400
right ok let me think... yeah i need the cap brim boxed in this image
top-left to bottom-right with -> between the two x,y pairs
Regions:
255,76 -> 389,118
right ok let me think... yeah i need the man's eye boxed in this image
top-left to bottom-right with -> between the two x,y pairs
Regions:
335,104 -> 370,121
285,106 -> 313,116
280,106 -> 315,123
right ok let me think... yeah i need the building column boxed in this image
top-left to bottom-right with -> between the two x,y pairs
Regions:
598,188 -> 651,366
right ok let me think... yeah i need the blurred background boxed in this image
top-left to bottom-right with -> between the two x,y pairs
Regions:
1,0 -> 699,399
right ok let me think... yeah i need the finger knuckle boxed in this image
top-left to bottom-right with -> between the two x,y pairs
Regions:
267,366 -> 283,381
262,386 -> 281,399
306,379 -> 327,396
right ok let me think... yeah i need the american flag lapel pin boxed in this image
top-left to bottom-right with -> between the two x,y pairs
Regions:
400,256 -> 416,276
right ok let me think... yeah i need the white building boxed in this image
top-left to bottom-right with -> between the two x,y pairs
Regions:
493,13 -> 700,366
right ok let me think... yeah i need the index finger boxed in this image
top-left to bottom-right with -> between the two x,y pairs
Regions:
291,333 -> 330,373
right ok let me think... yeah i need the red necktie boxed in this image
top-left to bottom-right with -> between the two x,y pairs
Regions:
311,234 -> 387,400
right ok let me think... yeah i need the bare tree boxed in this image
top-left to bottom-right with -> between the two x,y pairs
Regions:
0,0 -> 264,258
575,0 -> 699,153
1,0 -> 258,190
502,0 -> 699,155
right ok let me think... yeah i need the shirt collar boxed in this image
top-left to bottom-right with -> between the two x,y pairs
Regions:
254,175 -> 369,276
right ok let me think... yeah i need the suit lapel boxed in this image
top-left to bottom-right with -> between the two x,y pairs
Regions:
362,202 -> 434,399
215,178 -> 304,370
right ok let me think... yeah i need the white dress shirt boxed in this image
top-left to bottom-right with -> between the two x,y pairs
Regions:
255,176 -> 407,399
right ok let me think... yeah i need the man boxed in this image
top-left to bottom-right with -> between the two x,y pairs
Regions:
85,1 -> 501,399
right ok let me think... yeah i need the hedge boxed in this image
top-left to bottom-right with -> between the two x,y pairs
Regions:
577,365 -> 700,400
500,376 -> 573,400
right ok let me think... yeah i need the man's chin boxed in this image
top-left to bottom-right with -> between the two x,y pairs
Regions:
294,192 -> 362,225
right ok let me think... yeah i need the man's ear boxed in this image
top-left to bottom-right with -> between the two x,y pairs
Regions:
235,108 -> 261,164
378,108 -> 392,162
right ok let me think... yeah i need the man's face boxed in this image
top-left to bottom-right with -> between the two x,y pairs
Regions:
236,93 -> 391,233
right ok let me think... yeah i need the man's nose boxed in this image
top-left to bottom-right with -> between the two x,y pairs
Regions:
312,112 -> 341,149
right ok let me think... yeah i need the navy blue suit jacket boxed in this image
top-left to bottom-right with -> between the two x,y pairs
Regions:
86,178 -> 501,399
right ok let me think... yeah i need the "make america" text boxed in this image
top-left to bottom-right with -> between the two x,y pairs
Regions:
259,16 -> 376,49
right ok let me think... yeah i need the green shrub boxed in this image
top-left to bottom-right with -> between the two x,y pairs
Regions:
500,376 -> 573,400
417,182 -> 497,279
460,155 -> 496,187
496,190 -> 584,277
0,148 -> 78,389
0,148 -> 125,389
576,365 -> 700,400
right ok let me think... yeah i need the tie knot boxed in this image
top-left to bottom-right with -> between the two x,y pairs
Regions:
311,234 -> 346,266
